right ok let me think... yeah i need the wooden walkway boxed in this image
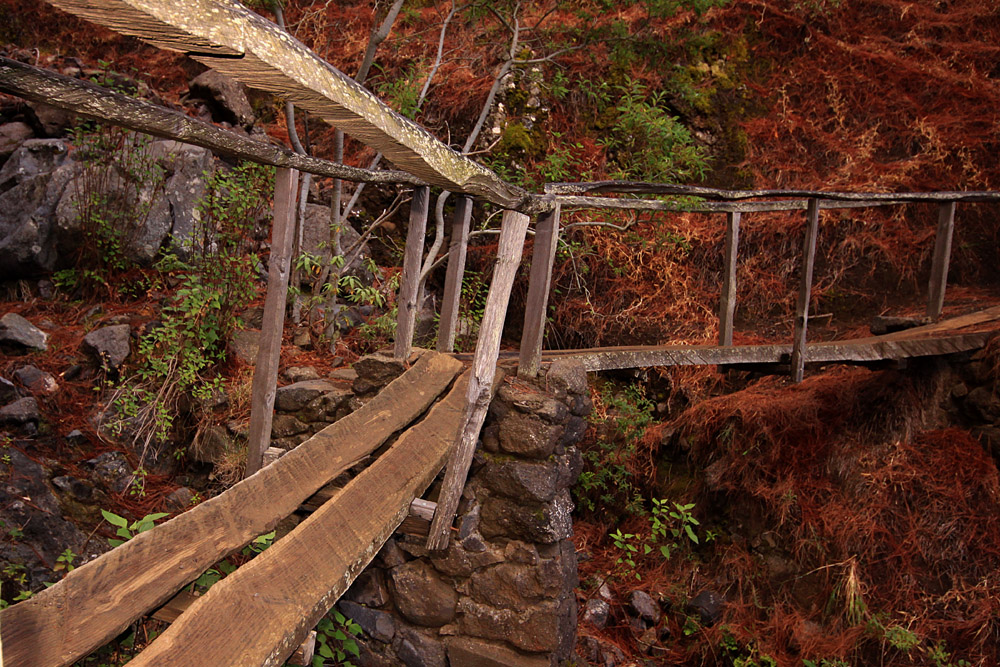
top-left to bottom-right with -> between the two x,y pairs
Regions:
528,306 -> 1000,372
0,352 -> 478,667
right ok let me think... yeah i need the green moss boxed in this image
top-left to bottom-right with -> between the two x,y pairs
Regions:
497,122 -> 545,160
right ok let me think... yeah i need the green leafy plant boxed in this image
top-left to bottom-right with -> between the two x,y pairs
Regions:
101,509 -> 169,547
54,548 -> 78,574
314,609 -> 362,666
610,529 -> 642,581
103,162 -> 271,464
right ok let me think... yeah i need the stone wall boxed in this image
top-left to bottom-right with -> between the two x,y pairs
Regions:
270,356 -> 591,667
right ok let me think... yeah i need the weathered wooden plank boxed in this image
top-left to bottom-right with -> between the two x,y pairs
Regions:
150,592 -> 316,665
436,195 -> 473,353
42,0 -> 531,209
128,370 -> 475,666
927,201 -> 956,321
518,204 -> 561,378
395,186 -> 431,360
427,210 -> 530,550
0,57 -> 422,186
245,167 -> 298,477
0,352 -> 462,667
790,199 -> 821,383
718,210 -> 741,346
545,180 -> 1000,203
300,483 -> 435,537
548,194 -> 908,214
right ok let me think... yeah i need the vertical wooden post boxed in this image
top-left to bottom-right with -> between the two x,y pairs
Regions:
394,185 -> 431,360
436,195 -> 473,352
518,203 -> 561,378
718,210 -> 741,346
927,201 -> 956,321
245,167 -> 298,478
427,209 -> 531,550
790,198 -> 820,383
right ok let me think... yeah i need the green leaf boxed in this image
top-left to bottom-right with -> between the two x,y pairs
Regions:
102,509 -> 129,528
318,642 -> 335,659
685,524 -> 699,544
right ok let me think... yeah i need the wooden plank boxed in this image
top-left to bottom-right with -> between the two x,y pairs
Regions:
548,194 -> 907,214
927,201 -> 956,320
42,0 -> 531,210
790,198 -> 821,383
394,186 -> 430,360
0,352 -> 462,667
436,195 -> 473,353
300,484 -> 435,537
0,57 -> 422,186
150,592 -> 316,665
245,167 -> 298,477
518,204 -> 561,378
427,209 -> 530,550
718,210 -> 741,346
544,180 -> 1000,203
128,370 -> 476,666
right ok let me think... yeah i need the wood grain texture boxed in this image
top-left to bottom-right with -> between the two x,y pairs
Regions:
718,211 -> 741,347
129,371 -> 475,666
0,352 -> 462,667
0,57 -> 422,185
41,0 -> 530,208
395,186 -> 430,360
437,195 -> 473,352
518,204 -> 561,378
245,167 -> 297,477
927,201 -> 956,320
790,199 -> 820,383
427,209 -> 530,550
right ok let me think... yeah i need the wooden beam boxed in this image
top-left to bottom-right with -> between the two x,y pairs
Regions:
790,199 -> 821,383
0,56 -> 422,186
927,201 -> 956,321
718,210 -> 741,346
245,167 -> 297,477
0,352 -> 462,667
518,204 -> 561,378
436,195 -> 473,353
152,591 -> 316,664
42,0 -> 531,209
127,370 -> 475,666
545,180 -> 1000,203
300,483 -> 435,538
427,209 -> 530,550
549,194 -> 908,214
394,186 -> 430,360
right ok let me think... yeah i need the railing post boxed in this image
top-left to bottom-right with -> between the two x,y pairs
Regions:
790,198 -> 820,383
394,185 -> 431,360
927,201 -> 956,321
245,167 -> 298,477
718,210 -> 741,346
436,195 -> 473,352
427,209 -> 531,550
518,203 -> 561,378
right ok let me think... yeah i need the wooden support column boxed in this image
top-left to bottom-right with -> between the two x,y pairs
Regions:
427,209 -> 531,550
394,186 -> 431,360
518,203 -> 561,378
927,201 -> 956,321
245,167 -> 298,477
718,210 -> 741,346
436,195 -> 473,352
790,198 -> 821,383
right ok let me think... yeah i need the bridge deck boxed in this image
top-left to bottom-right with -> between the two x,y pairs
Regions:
535,306 -> 1000,372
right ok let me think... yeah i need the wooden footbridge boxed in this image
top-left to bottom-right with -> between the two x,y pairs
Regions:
2,1 -> 1000,664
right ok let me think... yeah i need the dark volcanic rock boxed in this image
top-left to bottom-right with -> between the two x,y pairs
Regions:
389,560 -> 458,627
189,70 -> 256,129
0,313 -> 48,351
